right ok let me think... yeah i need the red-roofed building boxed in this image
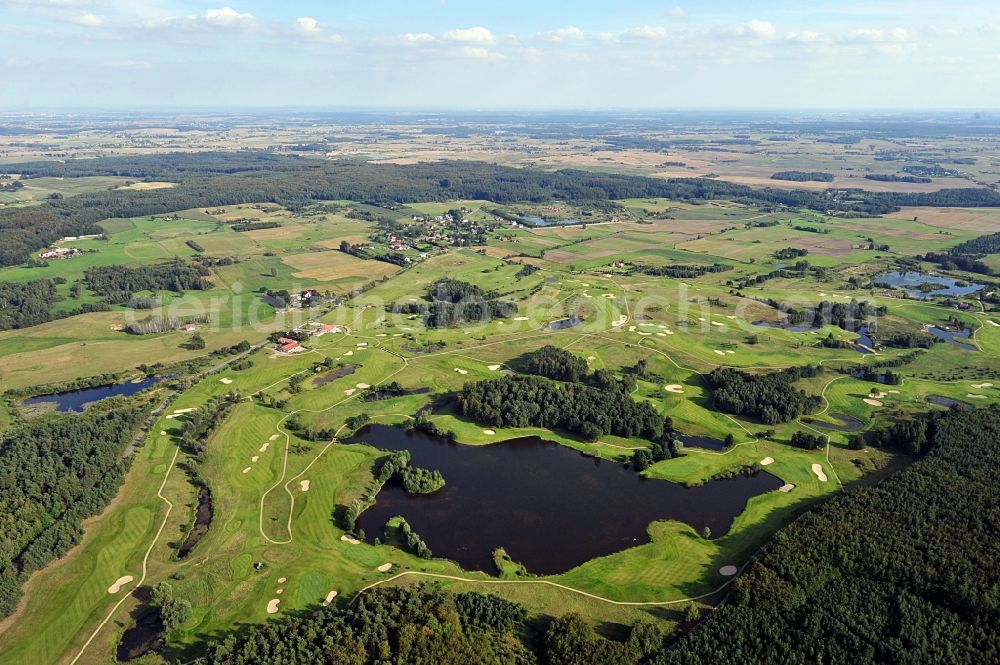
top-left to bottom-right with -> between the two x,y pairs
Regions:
277,337 -> 296,345
277,341 -> 301,353
314,324 -> 338,336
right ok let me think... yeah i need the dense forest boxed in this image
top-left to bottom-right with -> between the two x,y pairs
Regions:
706,365 -> 823,424
633,263 -> 731,279
770,171 -> 834,182
4,152 -> 1000,266
0,279 -> 111,331
655,406 -> 1000,664
392,278 -> 517,327
85,258 -> 212,304
0,399 -> 149,617
518,345 -> 591,382
921,230 -> 1000,275
455,374 -> 667,442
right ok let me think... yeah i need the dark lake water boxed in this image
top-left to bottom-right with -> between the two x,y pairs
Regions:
806,413 -> 865,432
520,215 -> 582,227
876,271 -> 983,299
855,326 -> 876,354
675,434 -> 729,451
926,395 -> 973,410
549,316 -> 583,330
927,326 -> 976,351
344,425 -> 782,574
22,375 -> 165,413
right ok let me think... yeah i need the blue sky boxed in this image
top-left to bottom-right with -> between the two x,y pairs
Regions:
2,1 -> 999,109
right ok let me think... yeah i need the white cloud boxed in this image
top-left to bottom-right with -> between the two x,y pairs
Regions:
203,7 -> 254,27
295,17 -> 320,35
442,26 -> 496,44
622,25 -> 668,40
787,30 -> 822,43
534,26 -> 585,42
140,6 -> 255,32
454,46 -> 503,60
667,6 -> 687,18
70,13 -> 102,27
399,32 -> 436,45
727,19 -> 777,39
846,27 -> 910,44
294,16 -> 343,43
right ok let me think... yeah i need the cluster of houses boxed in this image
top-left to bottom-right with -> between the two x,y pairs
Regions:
273,322 -> 340,354
39,246 -> 83,260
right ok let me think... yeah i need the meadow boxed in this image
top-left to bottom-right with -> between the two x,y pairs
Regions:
0,180 -> 998,665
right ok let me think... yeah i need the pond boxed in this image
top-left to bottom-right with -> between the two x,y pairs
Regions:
805,413 -> 865,432
520,215 -> 583,227
343,425 -> 782,575
926,326 -> 976,351
549,316 -> 583,330
925,395 -> 973,410
875,271 -> 983,300
855,326 -> 876,354
22,375 -> 166,413
674,433 -> 730,451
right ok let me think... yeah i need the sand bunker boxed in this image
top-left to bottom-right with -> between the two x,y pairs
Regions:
270,434 -> 279,441
778,484 -> 796,493
160,430 -> 167,436
220,378 -> 233,384
172,407 -> 195,414
714,350 -> 726,356
107,575 -> 133,594
760,457 -> 774,466
863,398 -> 883,406
453,368 -> 468,375
656,332 -> 667,337
719,565 -> 738,577
242,467 -> 251,474
251,455 -> 259,462
988,320 -> 1000,327
611,315 -> 628,327
488,364 -> 501,371
323,590 -> 338,606
376,333 -> 387,337
300,479 -> 310,491
376,563 -> 393,572
259,443 -> 269,452
637,331 -> 651,336
972,383 -> 994,389
711,321 -> 725,327
165,414 -> 176,419
276,588 -> 283,594
513,316 -> 529,321
726,350 -> 735,355
356,382 -> 370,389
811,464 -> 828,482
266,599 -> 280,614
603,294 -> 616,299
341,535 -> 361,545
344,351 -> 353,356
628,326 -> 637,332
664,384 -> 685,394
278,577 -> 287,583
967,394 -> 987,399
344,389 -> 356,396
483,429 -> 496,435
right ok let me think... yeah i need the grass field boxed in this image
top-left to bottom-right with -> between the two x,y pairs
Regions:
1,184 -> 999,664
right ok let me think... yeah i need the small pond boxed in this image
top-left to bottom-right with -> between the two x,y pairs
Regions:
875,271 -> 983,300
22,375 -> 165,413
926,326 -> 976,351
925,395 -> 973,410
344,425 -> 782,575
549,316 -> 583,330
520,215 -> 583,227
674,434 -> 730,451
805,413 -> 865,432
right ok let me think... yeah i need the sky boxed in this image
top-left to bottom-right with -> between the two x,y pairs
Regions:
2,0 -> 999,110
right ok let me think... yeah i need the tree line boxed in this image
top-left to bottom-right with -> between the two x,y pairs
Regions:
4,151 -> 1000,266
0,398 -> 149,618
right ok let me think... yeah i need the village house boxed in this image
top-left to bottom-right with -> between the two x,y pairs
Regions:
181,322 -> 198,333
